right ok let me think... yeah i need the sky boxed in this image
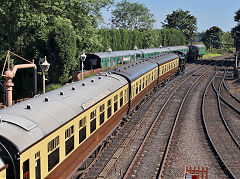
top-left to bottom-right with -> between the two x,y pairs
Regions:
102,0 -> 240,32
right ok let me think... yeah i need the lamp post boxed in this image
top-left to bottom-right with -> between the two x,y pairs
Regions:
80,53 -> 86,80
40,56 -> 50,94
107,47 -> 112,69
133,45 -> 138,61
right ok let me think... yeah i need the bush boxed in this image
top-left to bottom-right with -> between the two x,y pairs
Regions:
46,84 -> 63,93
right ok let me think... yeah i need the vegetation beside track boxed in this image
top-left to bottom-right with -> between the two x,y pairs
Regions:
203,48 -> 234,59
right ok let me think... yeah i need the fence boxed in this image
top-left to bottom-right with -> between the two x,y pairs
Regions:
185,165 -> 208,179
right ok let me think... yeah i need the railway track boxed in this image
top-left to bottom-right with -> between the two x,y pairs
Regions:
214,69 -> 240,145
81,55 -> 237,179
202,66 -> 240,178
155,62 -> 218,178
125,65 -> 214,179
221,69 -> 240,113
81,62 -> 206,179
162,65 -> 228,178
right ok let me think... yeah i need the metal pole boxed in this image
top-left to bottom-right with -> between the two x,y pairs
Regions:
43,73 -> 45,94
34,68 -> 37,96
81,60 -> 84,80
5,78 -> 14,106
236,50 -> 238,69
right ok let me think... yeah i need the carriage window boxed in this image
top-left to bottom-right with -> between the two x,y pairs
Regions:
48,136 -> 59,153
114,95 -> 118,112
65,126 -> 74,139
139,80 -> 142,91
136,82 -> 139,94
100,103 -> 105,125
23,159 -> 29,179
48,136 -> 60,171
124,89 -> 127,103
79,117 -> 86,128
120,91 -> 123,107
107,99 -> 112,118
143,77 -> 145,88
90,109 -> 96,133
35,151 -> 41,179
65,125 -> 74,155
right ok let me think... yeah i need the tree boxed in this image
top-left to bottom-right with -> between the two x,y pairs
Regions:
111,0 -> 155,30
232,8 -> 240,48
48,17 -> 77,84
0,0 -> 113,76
162,9 -> 197,40
234,9 -> 240,22
0,0 -> 113,98
202,26 -> 223,49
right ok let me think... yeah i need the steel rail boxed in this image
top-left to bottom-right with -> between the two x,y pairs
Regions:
222,70 -> 240,103
212,70 -> 240,149
157,63 -> 215,179
201,70 -> 236,179
122,63 -> 210,179
218,70 -> 240,115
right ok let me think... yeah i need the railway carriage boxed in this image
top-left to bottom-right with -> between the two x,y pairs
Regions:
85,45 -> 191,71
0,73 -> 129,179
112,53 -> 182,112
188,44 -> 206,60
0,52 -> 184,179
112,60 -> 159,111
147,53 -> 181,83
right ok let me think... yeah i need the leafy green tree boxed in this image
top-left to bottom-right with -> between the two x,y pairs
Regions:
111,0 -> 155,30
48,17 -> 77,84
0,0 -> 113,77
234,9 -> 240,22
162,9 -> 197,40
0,0 -> 113,99
202,26 -> 223,49
232,8 -> 240,48
221,32 -> 234,45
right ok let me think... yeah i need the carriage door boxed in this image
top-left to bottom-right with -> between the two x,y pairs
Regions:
35,151 -> 41,179
23,159 -> 29,179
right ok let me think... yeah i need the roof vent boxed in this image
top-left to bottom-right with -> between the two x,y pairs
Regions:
26,104 -> 32,110
124,67 -> 126,69
82,82 -> 85,86
44,97 -> 49,102
91,79 -> 94,83
128,66 -> 130,68
118,69 -> 121,72
98,76 -> 102,79
72,86 -> 76,90
60,91 -> 64,95
132,64 -> 134,66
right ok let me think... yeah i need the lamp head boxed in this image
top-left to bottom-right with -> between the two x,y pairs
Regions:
80,53 -> 87,62
40,56 -> 50,72
133,45 -> 138,50
107,47 -> 112,53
